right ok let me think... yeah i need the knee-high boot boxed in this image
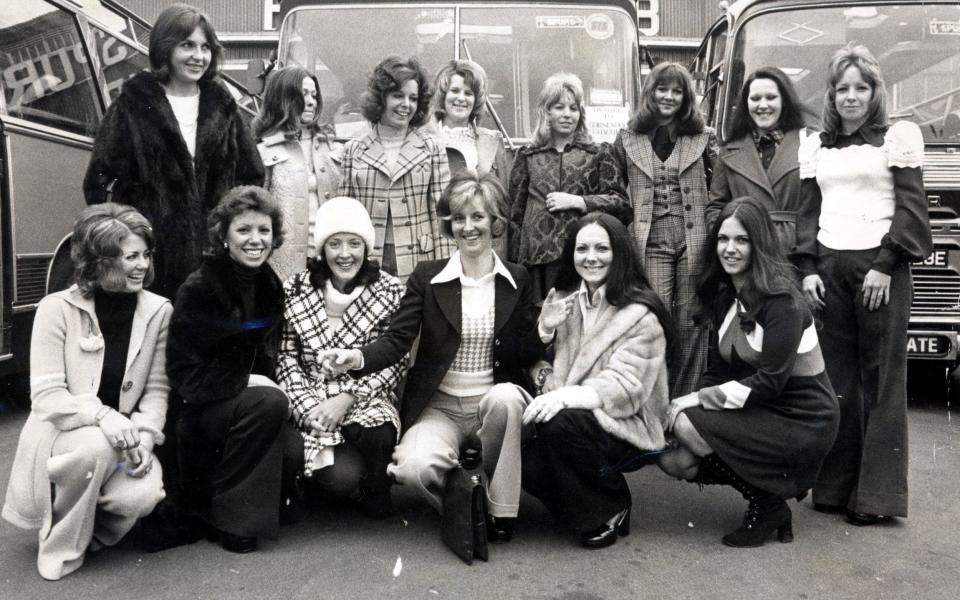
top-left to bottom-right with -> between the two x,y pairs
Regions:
699,454 -> 793,548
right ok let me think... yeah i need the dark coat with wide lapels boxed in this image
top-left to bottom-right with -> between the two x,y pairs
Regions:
355,257 -> 545,430
705,129 -> 804,261
83,71 -> 264,300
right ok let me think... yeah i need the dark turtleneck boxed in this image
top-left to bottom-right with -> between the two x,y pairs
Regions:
231,258 -> 260,320
94,288 -> 138,411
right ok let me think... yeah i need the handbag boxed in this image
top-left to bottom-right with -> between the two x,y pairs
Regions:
440,446 -> 489,565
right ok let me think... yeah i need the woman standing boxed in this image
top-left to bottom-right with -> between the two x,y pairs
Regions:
167,186 -> 303,554
521,213 -> 672,549
427,60 -> 511,255
508,72 -> 630,302
323,172 -> 544,543
338,56 -> 452,281
277,197 -> 405,519
84,3 -> 263,300
3,204 -> 169,579
706,67 -> 809,261
254,66 -> 342,282
660,198 -> 838,547
797,46 -> 931,525
610,62 -> 717,397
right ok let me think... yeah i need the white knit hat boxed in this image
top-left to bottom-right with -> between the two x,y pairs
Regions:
313,196 -> 376,254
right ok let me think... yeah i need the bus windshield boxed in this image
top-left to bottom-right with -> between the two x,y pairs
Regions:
280,4 -> 639,142
728,3 -> 960,143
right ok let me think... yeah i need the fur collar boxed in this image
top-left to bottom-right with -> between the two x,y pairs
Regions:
554,301 -> 653,386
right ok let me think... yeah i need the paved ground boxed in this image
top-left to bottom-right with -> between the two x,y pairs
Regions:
0,387 -> 958,600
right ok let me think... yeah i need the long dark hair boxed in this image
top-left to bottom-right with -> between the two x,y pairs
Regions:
554,212 -> 675,358
695,197 -> 801,326
728,67 -> 807,140
149,3 -> 222,84
252,66 -> 326,139
629,62 -> 704,136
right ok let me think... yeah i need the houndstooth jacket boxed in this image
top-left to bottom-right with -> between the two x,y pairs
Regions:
276,270 -> 406,471
338,128 -> 454,281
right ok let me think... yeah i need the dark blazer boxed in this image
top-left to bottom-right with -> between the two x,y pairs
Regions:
84,71 -> 264,299
166,254 -> 284,405
705,129 -> 803,260
355,257 -> 545,430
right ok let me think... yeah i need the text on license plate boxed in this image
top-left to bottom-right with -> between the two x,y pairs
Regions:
907,334 -> 951,356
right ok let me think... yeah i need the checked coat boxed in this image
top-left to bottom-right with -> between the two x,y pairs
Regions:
338,128 -> 453,281
276,270 -> 406,472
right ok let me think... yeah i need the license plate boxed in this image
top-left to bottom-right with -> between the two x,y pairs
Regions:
906,333 -> 952,357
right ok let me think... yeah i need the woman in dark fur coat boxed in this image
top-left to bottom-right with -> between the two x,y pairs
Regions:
83,3 -> 263,301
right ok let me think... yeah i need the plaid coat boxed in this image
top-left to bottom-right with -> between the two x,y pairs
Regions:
611,128 -> 717,277
338,128 -> 453,280
276,270 -> 406,472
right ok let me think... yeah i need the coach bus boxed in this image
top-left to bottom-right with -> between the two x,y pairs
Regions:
0,0 -> 257,377
258,0 -> 643,145
687,0 -> 960,384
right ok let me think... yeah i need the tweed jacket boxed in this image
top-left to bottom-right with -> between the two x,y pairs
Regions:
166,255 -> 284,406
611,128 -> 717,275
706,129 -> 804,260
507,141 -> 630,265
338,128 -> 453,280
276,270 -> 405,471
260,132 -> 342,282
354,257 -> 545,430
3,287 -> 171,530
544,297 -> 669,451
83,71 -> 264,299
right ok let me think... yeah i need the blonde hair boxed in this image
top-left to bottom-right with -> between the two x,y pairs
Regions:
821,44 -> 887,137
531,72 -> 592,147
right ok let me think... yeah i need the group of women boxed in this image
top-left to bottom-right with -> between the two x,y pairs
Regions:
2,2 -> 930,580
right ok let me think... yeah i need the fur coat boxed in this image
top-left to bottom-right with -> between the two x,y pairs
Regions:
544,297 -> 670,451
166,254 -> 284,406
83,71 -> 264,299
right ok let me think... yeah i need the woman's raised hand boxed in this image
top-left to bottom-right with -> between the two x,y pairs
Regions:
802,274 -> 826,310
539,288 -> 575,332
318,348 -> 363,378
97,408 -> 140,451
545,191 -> 587,213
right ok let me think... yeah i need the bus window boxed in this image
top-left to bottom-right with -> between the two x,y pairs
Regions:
460,6 -> 638,142
90,27 -> 150,103
0,1 -> 101,136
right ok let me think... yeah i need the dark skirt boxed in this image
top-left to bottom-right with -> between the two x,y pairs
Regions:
684,373 -> 839,498
527,260 -> 563,304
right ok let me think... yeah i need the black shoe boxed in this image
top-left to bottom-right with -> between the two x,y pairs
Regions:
722,499 -> 793,548
846,510 -> 887,526
220,532 -> 257,554
813,503 -> 846,514
580,506 -> 630,549
138,501 -> 207,553
358,488 -> 394,520
487,516 -> 515,543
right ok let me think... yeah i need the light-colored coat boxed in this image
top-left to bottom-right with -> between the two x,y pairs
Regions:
705,129 -> 804,258
544,300 -> 670,451
3,286 -> 171,530
338,128 -> 453,280
612,128 -> 716,276
260,132 -> 342,281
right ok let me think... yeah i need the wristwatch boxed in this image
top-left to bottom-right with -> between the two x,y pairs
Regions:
534,366 -> 553,396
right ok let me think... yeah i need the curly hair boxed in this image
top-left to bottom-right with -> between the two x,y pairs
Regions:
554,212 -> 675,360
71,203 -> 156,296
629,62 -> 704,136
728,67 -> 808,140
360,56 -> 432,127
252,66 -> 324,139
207,186 -> 285,256
431,59 -> 488,126
820,44 -> 887,138
530,72 -> 593,147
149,3 -> 222,84
436,171 -> 508,239
695,197 -> 801,326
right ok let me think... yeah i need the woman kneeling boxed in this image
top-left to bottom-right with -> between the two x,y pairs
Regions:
3,204 -> 168,579
521,212 -> 673,549
659,197 -> 839,547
